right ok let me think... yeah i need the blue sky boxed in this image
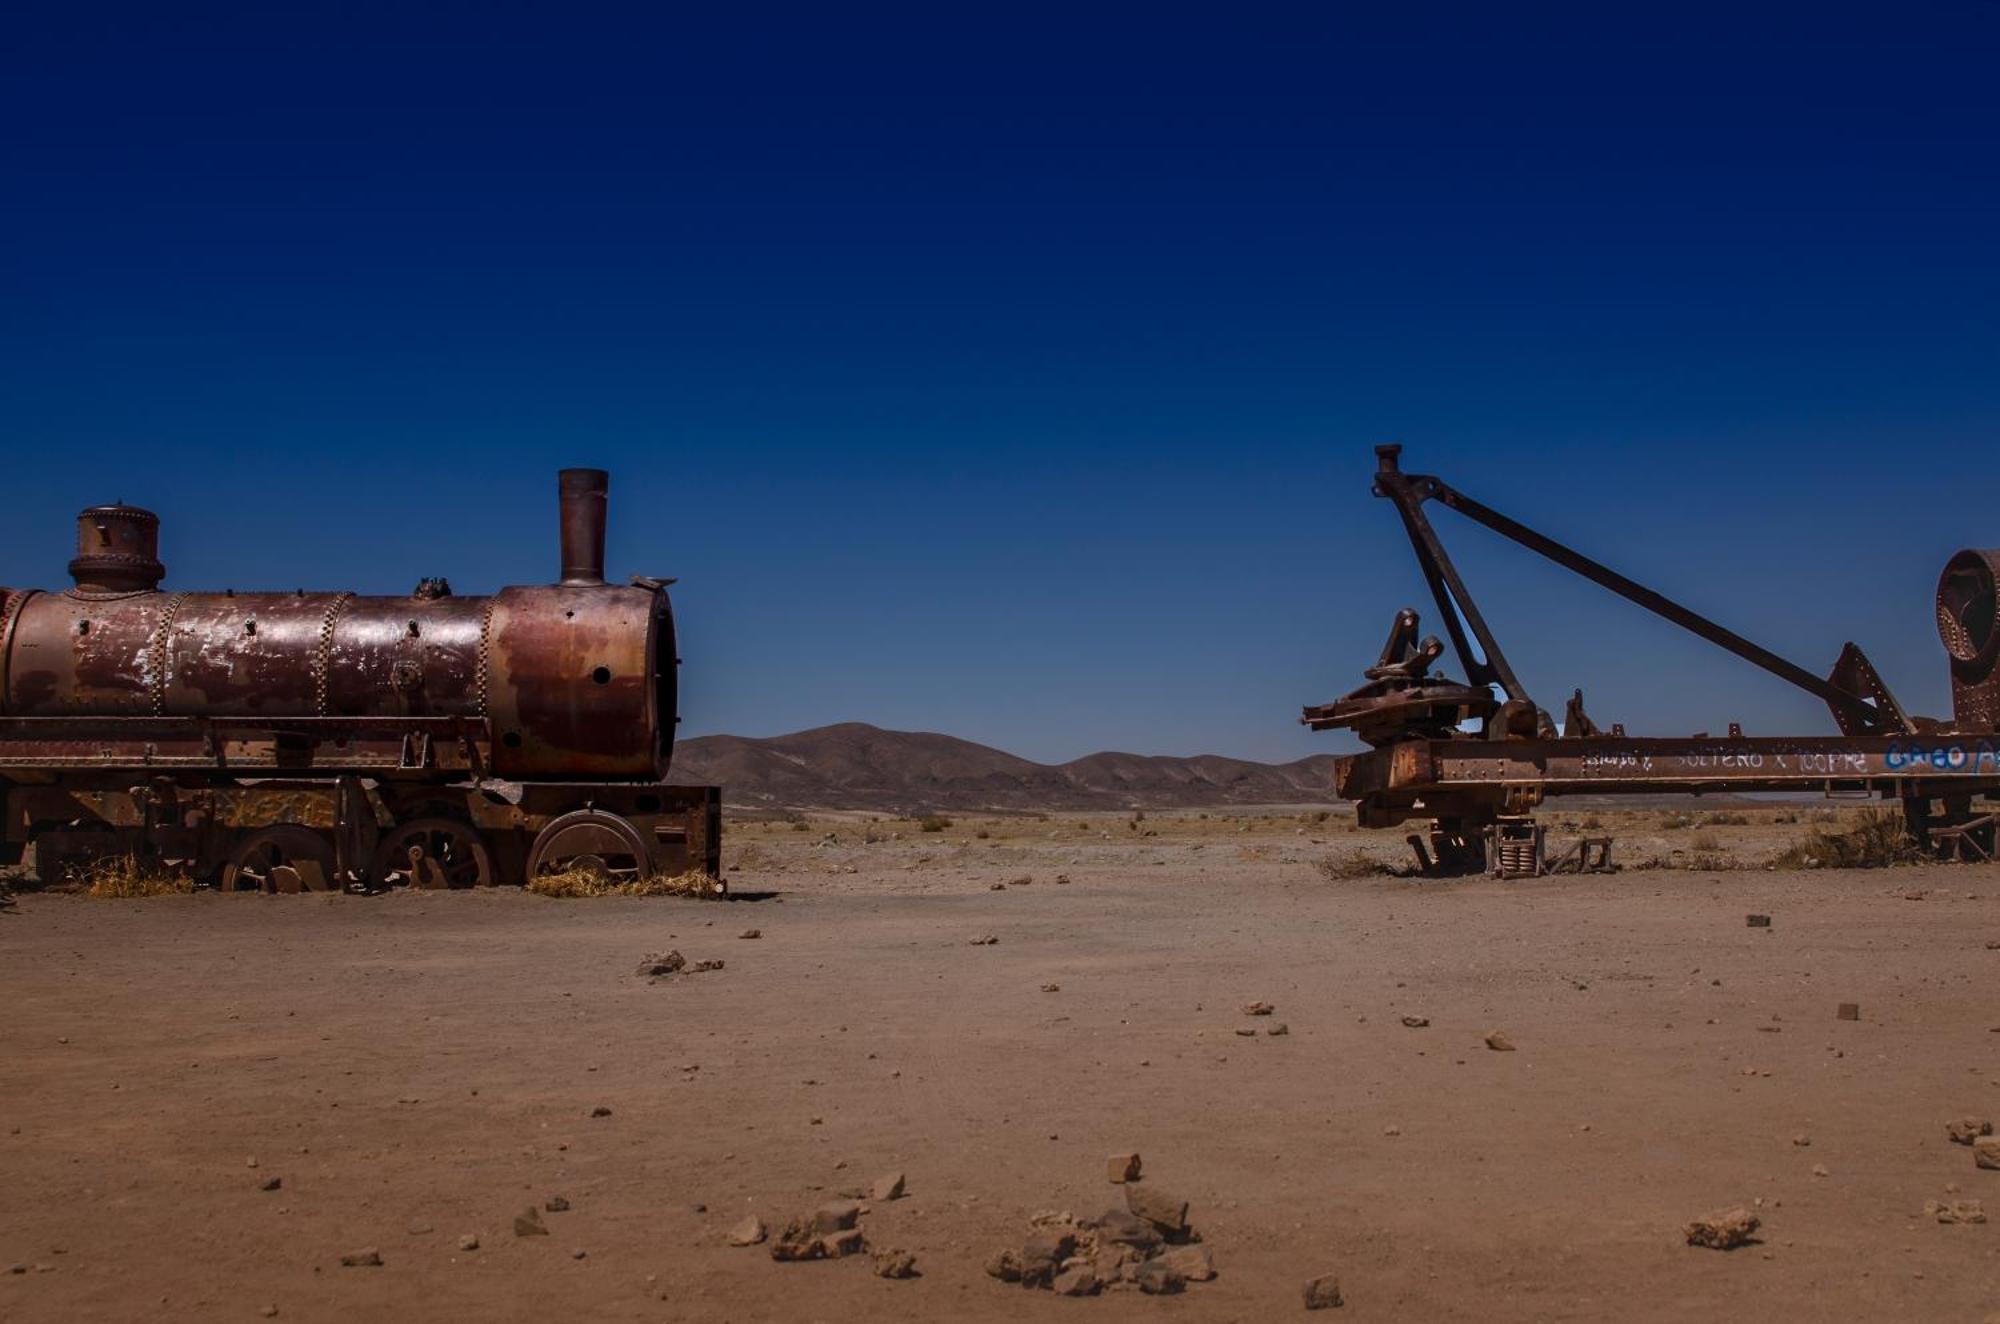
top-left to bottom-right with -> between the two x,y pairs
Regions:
4,4 -> 1997,762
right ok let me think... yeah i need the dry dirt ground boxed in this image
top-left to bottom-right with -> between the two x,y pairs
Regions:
5,806 -> 2000,1322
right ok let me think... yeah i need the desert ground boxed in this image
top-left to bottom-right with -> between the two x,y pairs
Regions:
4,805 -> 2000,1321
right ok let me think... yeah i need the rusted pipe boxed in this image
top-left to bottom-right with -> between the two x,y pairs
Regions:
558,468 -> 608,587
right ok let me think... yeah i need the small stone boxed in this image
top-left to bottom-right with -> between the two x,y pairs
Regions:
407,1222 -> 434,1236
1401,1015 -> 1429,1028
1303,1272 -> 1344,1309
1041,983 -> 1060,993
1242,1001 -> 1275,1016
728,1216 -> 766,1246
1107,1153 -> 1143,1184
1134,1259 -> 1186,1294
1938,1198 -> 1987,1224
768,1216 -> 824,1262
544,1195 -> 571,1213
1484,1031 -> 1517,1052
1234,1027 -> 1257,1037
339,1248 -> 382,1268
691,959 -> 725,973
813,1200 -> 862,1233
1267,1022 -> 1290,1037
1125,1182 -> 1190,1234
969,934 -> 999,946
1792,1134 -> 1811,1147
458,1234 -> 479,1251
1018,1231 -> 1076,1287
1836,1002 -> 1860,1021
818,1227 -> 867,1258
260,1176 -> 282,1191
872,1247 -> 918,1278
260,1307 -> 278,1319
1746,914 -> 1771,927
589,1106 -> 612,1118
984,1247 -> 1023,1281
636,950 -> 686,977
1975,1136 -> 2000,1170
1811,1164 -> 1829,1178
1947,1117 -> 1994,1145
1052,1265 -> 1101,1296
1161,1244 -> 1216,1281
1093,1208 -> 1163,1250
515,1208 -> 549,1237
869,1172 -> 906,1202
570,1248 -> 587,1260
990,882 -> 1006,891
1383,1125 -> 1402,1137
1684,1207 -> 1760,1250
738,929 -> 761,939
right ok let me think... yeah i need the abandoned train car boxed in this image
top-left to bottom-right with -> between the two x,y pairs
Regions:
0,468 -> 721,892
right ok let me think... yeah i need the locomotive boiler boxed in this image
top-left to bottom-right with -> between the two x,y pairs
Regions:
0,469 -> 721,891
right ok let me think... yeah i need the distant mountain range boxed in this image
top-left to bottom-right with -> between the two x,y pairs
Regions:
667,722 -> 1341,813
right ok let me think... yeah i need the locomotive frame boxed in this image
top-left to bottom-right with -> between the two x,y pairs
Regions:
0,469 -> 722,893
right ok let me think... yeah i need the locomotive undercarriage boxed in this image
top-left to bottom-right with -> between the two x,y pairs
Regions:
2,773 -> 722,894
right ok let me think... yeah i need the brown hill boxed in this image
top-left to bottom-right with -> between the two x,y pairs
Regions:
667,722 -> 1340,813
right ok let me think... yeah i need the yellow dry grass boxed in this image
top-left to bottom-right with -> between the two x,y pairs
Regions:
83,854 -> 195,898
525,869 -> 723,899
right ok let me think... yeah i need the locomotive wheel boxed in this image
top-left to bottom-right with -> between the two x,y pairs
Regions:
526,809 -> 655,883
218,826 -> 337,894
371,818 -> 493,890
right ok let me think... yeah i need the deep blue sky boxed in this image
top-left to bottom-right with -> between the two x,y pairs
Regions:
4,4 -> 1997,762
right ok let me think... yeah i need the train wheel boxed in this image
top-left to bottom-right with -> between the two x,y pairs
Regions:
219,826 -> 337,894
371,818 -> 493,890
526,809 -> 655,884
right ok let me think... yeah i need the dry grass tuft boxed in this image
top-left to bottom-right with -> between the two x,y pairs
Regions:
526,869 -> 723,899
1316,852 -> 1393,881
83,854 -> 195,898
1772,809 -> 1921,870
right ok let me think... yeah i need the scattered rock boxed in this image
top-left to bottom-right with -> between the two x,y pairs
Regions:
984,1247 -> 1023,1281
728,1216 -> 767,1247
1093,1208 -> 1163,1251
1836,1002 -> 1860,1022
1947,1117 -> 1994,1146
544,1195 -> 571,1213
1134,1259 -> 1186,1294
1811,1164 -> 1829,1178
1400,1015 -> 1429,1028
1041,983 -> 1060,993
339,1248 -> 382,1268
458,1234 -> 479,1251
1926,1197 -> 1987,1224
990,882 -> 1006,891
1125,1182 -> 1190,1234
870,1172 -> 906,1202
570,1248 -> 587,1260
819,1228 -> 866,1258
1684,1207 -> 1760,1250
738,929 -> 761,939
1107,1153 -> 1143,1184
872,1247 -> 918,1278
813,1200 -> 862,1233
969,934 -> 999,946
1242,1001 -> 1275,1016
1746,914 -> 1771,927
1052,1265 -> 1101,1296
1792,1134 -> 1811,1147
589,1106 -> 612,1118
1267,1022 -> 1290,1037
691,959 -> 725,973
1303,1272 -> 1344,1309
636,951 -> 686,978
769,1216 -> 823,1262
1161,1244 -> 1216,1281
1018,1231 -> 1075,1287
259,1176 -> 282,1191
515,1208 -> 549,1237
1975,1136 -> 2000,1170
1484,1031 -> 1517,1052
1234,1027 -> 1257,1037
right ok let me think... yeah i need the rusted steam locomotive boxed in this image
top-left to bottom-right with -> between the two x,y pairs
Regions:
0,469 -> 721,892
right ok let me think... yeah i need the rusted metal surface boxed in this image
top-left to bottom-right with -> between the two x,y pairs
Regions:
0,468 -> 718,889
1306,446 -> 2000,875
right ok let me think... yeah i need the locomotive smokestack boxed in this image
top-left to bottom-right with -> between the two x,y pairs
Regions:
558,468 -> 609,586
69,503 -> 165,596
